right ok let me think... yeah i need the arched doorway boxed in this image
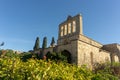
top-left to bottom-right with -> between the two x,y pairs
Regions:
61,50 -> 72,63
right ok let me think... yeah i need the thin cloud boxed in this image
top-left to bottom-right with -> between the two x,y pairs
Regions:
0,36 -> 32,44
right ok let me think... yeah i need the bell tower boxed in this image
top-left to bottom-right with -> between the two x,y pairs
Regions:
58,14 -> 83,46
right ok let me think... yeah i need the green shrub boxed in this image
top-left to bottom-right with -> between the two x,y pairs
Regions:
0,57 -> 119,80
46,52 -> 67,62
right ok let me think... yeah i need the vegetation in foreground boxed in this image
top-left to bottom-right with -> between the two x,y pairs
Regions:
0,50 -> 120,80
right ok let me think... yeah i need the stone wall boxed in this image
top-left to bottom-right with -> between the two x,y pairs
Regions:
57,40 -> 78,64
43,14 -> 120,69
58,14 -> 83,40
114,55 -> 119,62
102,43 -> 120,62
43,47 -> 54,55
79,35 -> 102,48
77,40 -> 111,68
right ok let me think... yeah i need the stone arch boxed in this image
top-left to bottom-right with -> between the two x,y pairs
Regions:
110,53 -> 115,63
61,50 -> 72,63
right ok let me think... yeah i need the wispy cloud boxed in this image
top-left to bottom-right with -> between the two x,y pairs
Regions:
0,36 -> 33,44
9,38 -> 32,44
0,36 -> 33,51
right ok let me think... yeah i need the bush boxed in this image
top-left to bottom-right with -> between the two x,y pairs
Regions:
0,57 -> 119,80
46,52 -> 67,62
0,57 -> 91,80
0,50 -> 19,58
93,62 -> 120,79
20,52 -> 33,62
0,50 -> 119,80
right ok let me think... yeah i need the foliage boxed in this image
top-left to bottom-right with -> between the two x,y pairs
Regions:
50,37 -> 55,47
20,52 -> 33,62
111,62 -> 120,78
33,37 -> 40,51
0,50 -> 119,80
42,37 -> 47,50
93,62 -> 120,79
0,57 -> 119,80
0,49 -> 19,58
46,52 -> 67,62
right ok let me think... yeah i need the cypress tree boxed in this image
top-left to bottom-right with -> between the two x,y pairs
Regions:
40,37 -> 47,59
33,37 -> 40,51
42,37 -> 47,50
50,37 -> 55,47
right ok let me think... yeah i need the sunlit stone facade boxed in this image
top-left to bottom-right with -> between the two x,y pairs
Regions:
44,14 -> 119,68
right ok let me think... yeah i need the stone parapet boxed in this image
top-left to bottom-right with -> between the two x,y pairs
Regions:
79,35 -> 103,48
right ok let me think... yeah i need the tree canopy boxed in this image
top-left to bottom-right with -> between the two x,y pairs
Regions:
42,37 -> 47,50
33,37 -> 40,51
50,37 -> 55,47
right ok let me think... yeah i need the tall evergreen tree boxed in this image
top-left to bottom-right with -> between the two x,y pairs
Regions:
40,37 -> 47,59
50,37 -> 55,47
33,37 -> 40,51
42,37 -> 47,50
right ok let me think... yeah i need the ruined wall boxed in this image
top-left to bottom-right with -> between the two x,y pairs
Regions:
43,47 -> 54,55
77,37 -> 111,68
79,35 -> 102,48
102,43 -> 120,62
43,14 -> 120,68
114,55 -> 119,62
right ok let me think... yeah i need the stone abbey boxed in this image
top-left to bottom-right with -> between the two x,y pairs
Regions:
43,14 -> 120,68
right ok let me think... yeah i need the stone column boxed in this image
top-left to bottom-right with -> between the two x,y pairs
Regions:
76,14 -> 83,35
71,22 -> 73,33
79,15 -> 83,34
60,26 -> 63,36
67,24 -> 69,34
58,25 -> 61,38
63,26 -> 65,36
72,21 -> 76,33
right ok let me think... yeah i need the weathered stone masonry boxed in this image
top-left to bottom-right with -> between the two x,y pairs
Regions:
44,14 -> 120,68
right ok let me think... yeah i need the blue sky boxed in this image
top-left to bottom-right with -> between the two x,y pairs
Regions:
0,0 -> 120,51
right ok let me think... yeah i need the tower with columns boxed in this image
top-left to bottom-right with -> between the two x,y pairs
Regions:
57,14 -> 85,64
56,14 -> 112,67
58,14 -> 83,40
44,14 -> 119,67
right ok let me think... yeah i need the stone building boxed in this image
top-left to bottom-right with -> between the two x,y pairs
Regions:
43,14 -> 119,68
